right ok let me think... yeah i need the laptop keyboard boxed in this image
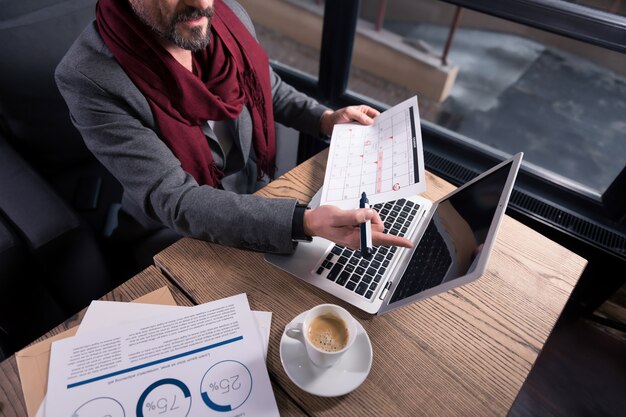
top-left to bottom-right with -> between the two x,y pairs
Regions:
314,198 -> 420,300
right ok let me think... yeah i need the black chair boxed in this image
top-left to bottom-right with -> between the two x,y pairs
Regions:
0,133 -> 107,356
0,0 -> 122,230
0,0 -> 179,355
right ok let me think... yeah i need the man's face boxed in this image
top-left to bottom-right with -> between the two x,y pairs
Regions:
129,0 -> 215,52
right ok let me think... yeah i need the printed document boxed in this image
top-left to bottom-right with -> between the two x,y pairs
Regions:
78,300 -> 272,359
320,96 -> 426,209
46,293 -> 278,417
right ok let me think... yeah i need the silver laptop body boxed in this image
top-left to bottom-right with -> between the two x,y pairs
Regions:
266,153 -> 523,315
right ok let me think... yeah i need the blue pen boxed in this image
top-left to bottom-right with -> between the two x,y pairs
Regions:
360,192 -> 373,258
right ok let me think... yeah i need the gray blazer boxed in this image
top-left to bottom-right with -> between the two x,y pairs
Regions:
55,0 -> 328,253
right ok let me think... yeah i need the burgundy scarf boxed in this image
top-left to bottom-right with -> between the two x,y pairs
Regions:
95,0 -> 276,186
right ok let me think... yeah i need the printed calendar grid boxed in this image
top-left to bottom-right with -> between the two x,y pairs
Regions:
321,96 -> 424,208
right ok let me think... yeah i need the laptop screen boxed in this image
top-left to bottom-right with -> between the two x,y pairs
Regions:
388,160 -> 513,304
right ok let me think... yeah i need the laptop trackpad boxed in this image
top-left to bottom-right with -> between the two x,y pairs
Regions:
265,237 -> 331,278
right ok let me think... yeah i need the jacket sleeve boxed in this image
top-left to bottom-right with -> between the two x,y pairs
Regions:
55,39 -> 298,254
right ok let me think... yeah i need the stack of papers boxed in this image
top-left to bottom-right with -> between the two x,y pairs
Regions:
16,288 -> 278,417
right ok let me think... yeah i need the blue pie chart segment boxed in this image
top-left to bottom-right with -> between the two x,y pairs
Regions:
136,378 -> 192,417
200,360 -> 252,412
72,397 -> 125,417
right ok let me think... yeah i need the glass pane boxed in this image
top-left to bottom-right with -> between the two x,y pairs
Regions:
237,0 -> 323,79
349,0 -> 626,197
564,0 -> 626,18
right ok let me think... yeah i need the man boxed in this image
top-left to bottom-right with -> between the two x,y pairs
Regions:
56,0 -> 412,254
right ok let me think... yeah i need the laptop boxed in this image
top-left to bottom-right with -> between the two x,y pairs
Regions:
266,153 -> 523,315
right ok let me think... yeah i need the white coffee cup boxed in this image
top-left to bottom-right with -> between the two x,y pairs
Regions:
285,304 -> 358,368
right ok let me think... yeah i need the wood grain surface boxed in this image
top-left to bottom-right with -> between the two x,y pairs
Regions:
0,266 -> 305,416
153,150 -> 587,416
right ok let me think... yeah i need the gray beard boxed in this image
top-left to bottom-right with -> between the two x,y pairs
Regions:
132,6 -> 213,52
166,22 -> 212,52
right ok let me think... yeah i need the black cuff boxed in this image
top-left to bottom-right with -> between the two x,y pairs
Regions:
292,203 -> 312,242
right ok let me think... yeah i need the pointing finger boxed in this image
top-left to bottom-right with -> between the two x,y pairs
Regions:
372,232 -> 413,248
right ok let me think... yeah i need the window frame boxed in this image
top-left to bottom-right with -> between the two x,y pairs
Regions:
441,0 -> 626,54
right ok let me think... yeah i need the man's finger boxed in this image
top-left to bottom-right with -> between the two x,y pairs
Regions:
361,105 -> 380,119
368,210 -> 383,225
351,108 -> 375,125
351,208 -> 376,226
372,232 -> 413,248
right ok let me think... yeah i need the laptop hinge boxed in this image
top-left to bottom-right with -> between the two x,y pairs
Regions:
379,281 -> 392,301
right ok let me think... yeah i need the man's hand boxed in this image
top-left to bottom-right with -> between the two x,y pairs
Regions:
303,205 -> 413,250
320,105 -> 380,136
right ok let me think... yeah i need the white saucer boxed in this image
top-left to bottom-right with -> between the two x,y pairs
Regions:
279,311 -> 373,397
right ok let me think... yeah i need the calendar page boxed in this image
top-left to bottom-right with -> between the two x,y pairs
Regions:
320,96 -> 426,209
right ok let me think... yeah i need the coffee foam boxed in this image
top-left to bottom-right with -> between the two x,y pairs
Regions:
307,313 -> 349,352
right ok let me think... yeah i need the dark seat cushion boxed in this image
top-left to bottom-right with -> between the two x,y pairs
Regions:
0,134 -> 79,249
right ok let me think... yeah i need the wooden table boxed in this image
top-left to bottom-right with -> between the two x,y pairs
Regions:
0,266 -> 303,417
0,150 -> 587,417
153,149 -> 588,416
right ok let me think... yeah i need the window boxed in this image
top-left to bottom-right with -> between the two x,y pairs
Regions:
350,0 -> 626,201
244,0 -> 626,258
238,0 -> 322,81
